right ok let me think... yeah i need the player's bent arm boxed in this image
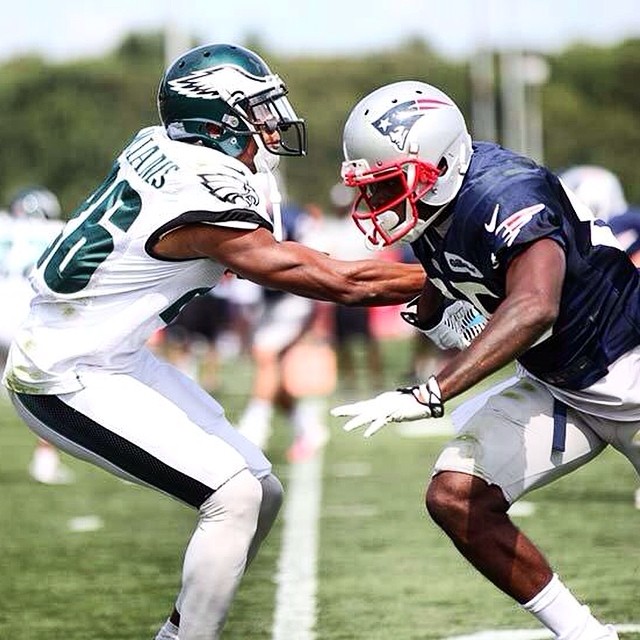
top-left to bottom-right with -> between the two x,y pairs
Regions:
154,224 -> 425,306
434,238 -> 565,402
415,279 -> 446,325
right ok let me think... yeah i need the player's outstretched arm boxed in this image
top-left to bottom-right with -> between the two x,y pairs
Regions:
157,224 -> 425,306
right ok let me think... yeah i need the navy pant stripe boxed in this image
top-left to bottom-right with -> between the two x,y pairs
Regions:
16,393 -> 212,508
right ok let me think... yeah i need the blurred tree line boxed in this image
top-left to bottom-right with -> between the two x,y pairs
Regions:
0,32 -> 639,216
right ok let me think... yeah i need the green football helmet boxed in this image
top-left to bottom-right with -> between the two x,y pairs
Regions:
157,43 -> 306,159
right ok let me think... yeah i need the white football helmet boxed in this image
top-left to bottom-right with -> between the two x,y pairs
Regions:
9,186 -> 61,220
559,165 -> 627,223
341,81 -> 472,248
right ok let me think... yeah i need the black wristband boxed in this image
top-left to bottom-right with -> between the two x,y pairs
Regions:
400,301 -> 445,331
396,376 -> 444,417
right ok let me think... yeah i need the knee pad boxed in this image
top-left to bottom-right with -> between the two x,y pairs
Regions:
199,469 -> 262,533
259,473 -> 284,523
245,473 -> 284,567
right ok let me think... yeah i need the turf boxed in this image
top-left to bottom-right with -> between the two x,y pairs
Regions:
0,338 -> 638,639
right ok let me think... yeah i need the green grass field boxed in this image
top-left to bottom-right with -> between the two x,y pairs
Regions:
0,339 -> 638,640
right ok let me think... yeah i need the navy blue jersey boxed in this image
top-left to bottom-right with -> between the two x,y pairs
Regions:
411,142 -> 640,390
610,206 -> 640,257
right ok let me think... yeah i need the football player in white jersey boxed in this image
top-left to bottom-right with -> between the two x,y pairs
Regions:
2,44 -> 424,640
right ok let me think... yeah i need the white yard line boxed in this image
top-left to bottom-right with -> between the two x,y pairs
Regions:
67,515 -> 104,532
271,451 -> 324,640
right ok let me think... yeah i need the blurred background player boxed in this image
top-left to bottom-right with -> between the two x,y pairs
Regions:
236,200 -> 335,462
559,165 -> 628,225
0,186 -> 74,484
322,183 -> 384,392
560,165 -> 640,268
155,281 -> 232,393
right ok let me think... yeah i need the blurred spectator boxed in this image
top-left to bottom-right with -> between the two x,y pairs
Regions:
221,277 -> 264,358
156,285 -> 232,393
237,202 -> 334,462
609,205 -> 640,268
559,165 -> 628,223
560,165 -> 640,267
9,185 -> 62,221
323,183 -> 384,391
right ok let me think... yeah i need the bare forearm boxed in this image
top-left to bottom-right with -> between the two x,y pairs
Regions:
183,227 -> 425,305
435,294 -> 554,402
435,239 -> 564,402
416,280 -> 445,325
335,260 -> 426,306
245,252 -> 425,306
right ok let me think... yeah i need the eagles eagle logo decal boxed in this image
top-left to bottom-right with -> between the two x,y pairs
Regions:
168,69 -> 223,100
199,171 -> 260,208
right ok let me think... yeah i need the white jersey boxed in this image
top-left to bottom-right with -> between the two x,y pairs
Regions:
3,126 -> 275,394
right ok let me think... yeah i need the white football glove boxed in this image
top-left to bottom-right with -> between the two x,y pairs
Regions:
331,376 -> 443,438
402,299 -> 487,350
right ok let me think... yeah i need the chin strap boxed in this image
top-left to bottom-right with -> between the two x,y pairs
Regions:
253,140 -> 281,173
265,170 -> 283,242
458,134 -> 473,175
252,134 -> 284,241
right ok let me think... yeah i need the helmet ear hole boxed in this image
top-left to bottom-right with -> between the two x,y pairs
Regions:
205,122 -> 224,139
437,158 -> 448,176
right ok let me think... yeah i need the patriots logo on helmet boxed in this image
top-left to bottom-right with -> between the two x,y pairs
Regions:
199,171 -> 260,207
372,98 -> 451,151
168,69 -> 222,100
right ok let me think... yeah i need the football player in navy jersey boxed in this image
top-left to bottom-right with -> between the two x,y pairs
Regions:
2,47 -> 424,640
332,81 -> 639,640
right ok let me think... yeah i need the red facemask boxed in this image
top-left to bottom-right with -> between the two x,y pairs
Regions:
342,157 -> 440,247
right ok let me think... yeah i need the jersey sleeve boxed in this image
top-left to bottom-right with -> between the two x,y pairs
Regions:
147,161 -> 275,247
483,173 -> 567,271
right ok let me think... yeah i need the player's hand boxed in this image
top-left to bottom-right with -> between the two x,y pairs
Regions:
330,377 -> 443,438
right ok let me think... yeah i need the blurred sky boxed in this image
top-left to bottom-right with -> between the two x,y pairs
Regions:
5,0 -> 640,63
